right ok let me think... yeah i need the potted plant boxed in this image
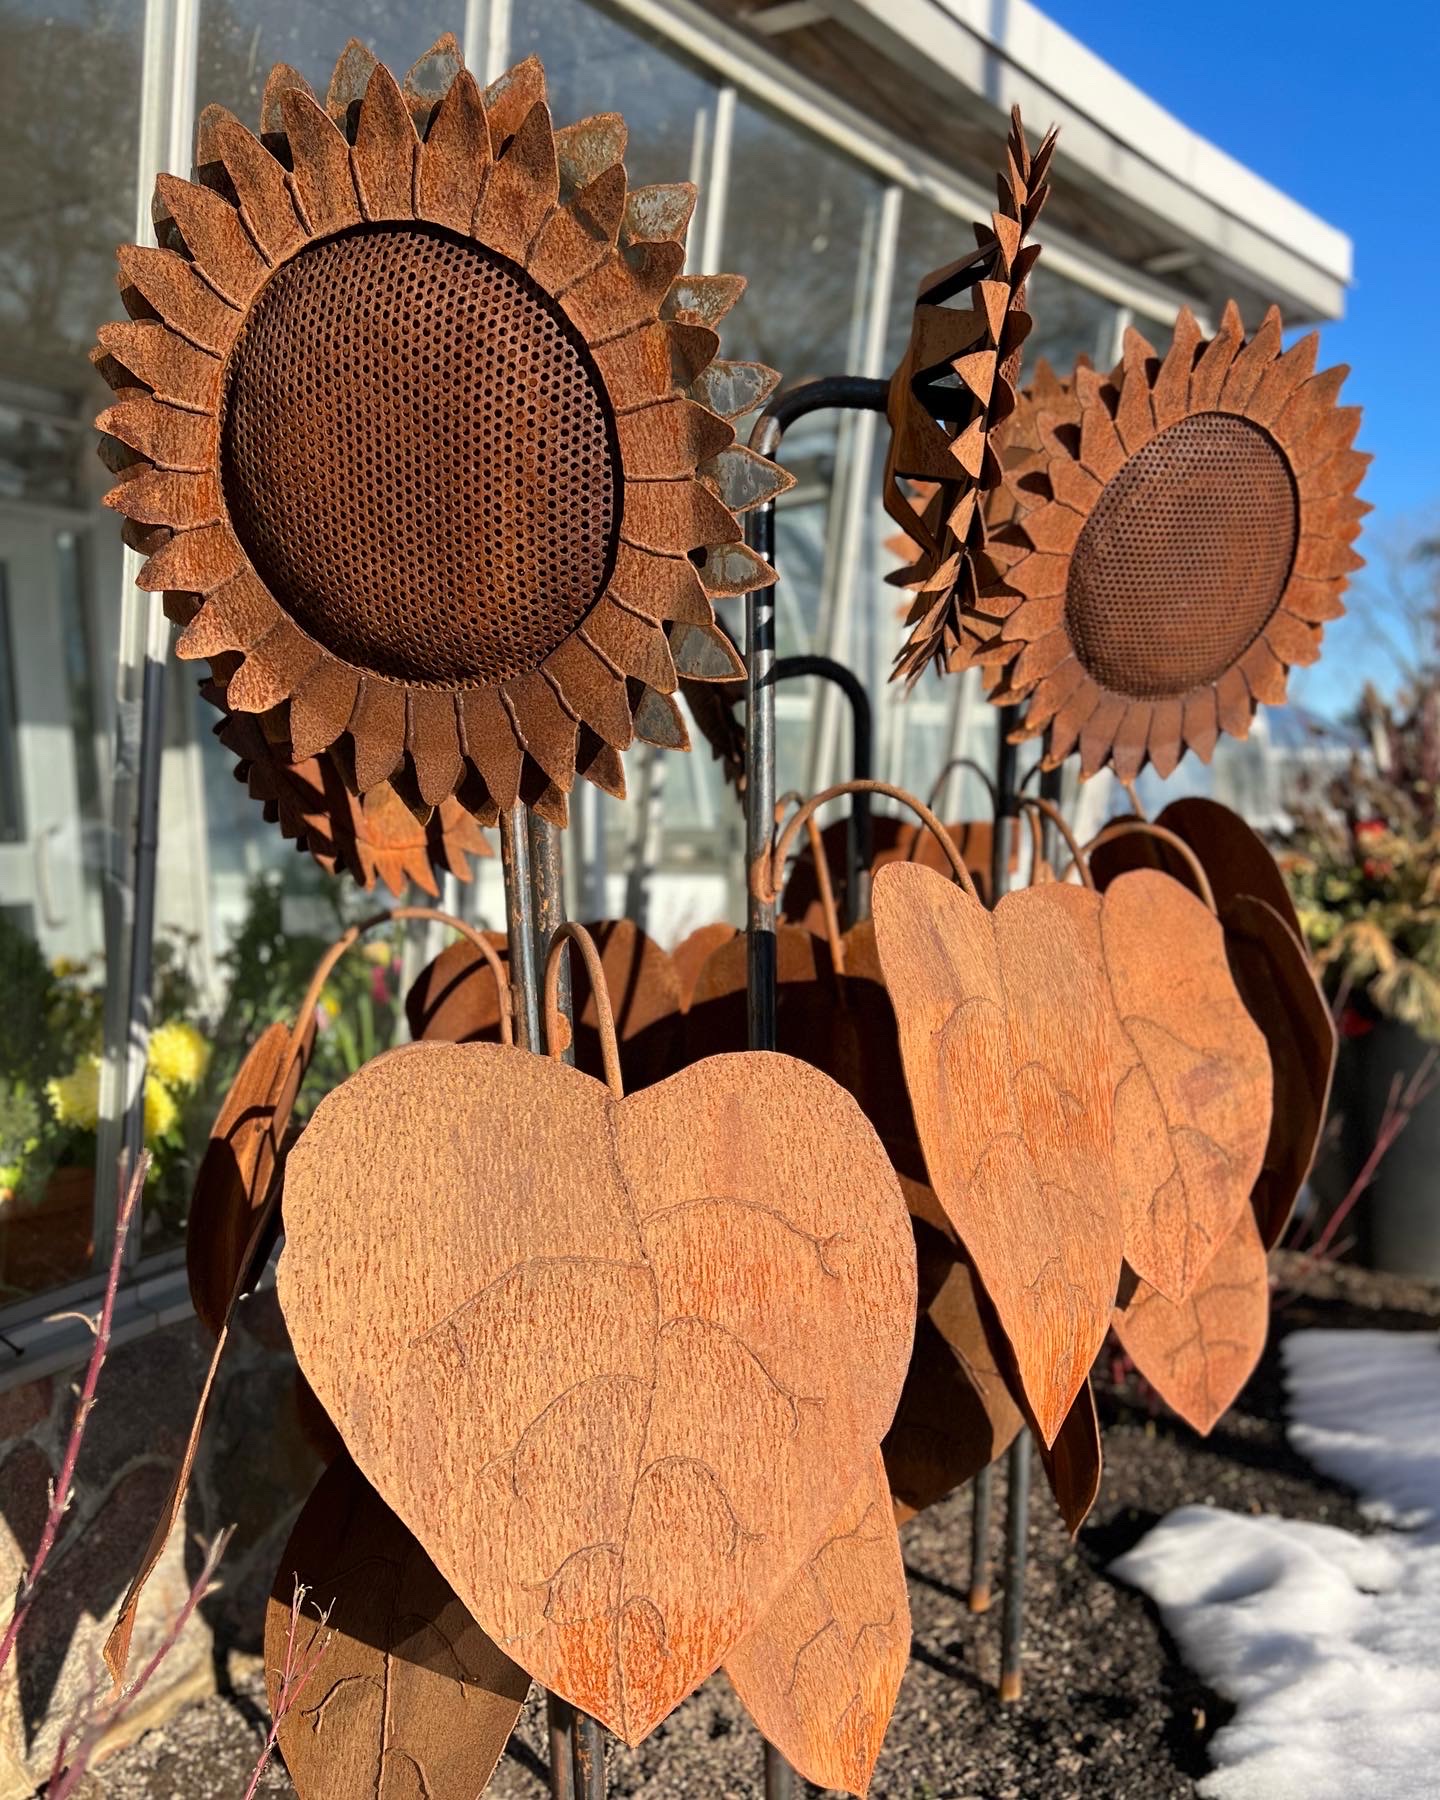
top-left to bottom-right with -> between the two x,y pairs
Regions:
1285,661 -> 1440,1275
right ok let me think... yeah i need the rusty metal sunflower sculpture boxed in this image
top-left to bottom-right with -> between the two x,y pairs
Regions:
95,37 -> 789,826
974,306 -> 1369,778
209,690 -> 490,898
885,107 -> 1056,685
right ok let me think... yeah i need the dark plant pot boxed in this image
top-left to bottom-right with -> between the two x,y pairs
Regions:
1345,1020 -> 1440,1278
0,1165 -> 95,1294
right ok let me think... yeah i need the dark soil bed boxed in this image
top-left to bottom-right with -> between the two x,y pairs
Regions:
85,1254 -> 1440,1800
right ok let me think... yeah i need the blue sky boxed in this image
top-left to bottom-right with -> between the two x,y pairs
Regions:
1038,0 -> 1437,714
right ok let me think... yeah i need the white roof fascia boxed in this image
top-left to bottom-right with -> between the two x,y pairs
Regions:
822,0 -> 1352,320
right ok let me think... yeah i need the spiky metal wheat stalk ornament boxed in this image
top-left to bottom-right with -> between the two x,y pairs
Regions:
95,36 -> 790,828
885,107 -> 1056,685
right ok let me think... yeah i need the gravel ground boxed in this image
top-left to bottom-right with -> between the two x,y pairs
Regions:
82,1254 -> 1439,1800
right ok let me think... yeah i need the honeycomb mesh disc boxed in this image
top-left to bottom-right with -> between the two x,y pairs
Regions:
1064,413 -> 1298,699
221,224 -> 619,687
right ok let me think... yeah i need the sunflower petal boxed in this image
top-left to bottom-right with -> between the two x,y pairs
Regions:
476,99 -> 557,260
403,34 -> 463,125
1110,703 -> 1152,783
1182,687 -> 1220,763
460,688 -> 523,811
1187,300 -> 1244,411
352,62 -> 418,221
96,320 -> 221,411
1239,638 -> 1288,706
1113,329 -> 1156,456
697,540 -> 775,597
578,736 -> 627,800
104,467 -> 222,530
1214,666 -> 1253,739
154,174 -> 267,305
175,571 -> 279,658
1246,332 -> 1318,428
416,67 -> 488,233
260,62 -> 313,139
582,601 -> 677,694
623,182 -> 696,245
1043,685 -> 1100,767
562,241 -> 683,338
200,107 -> 304,264
554,113 -> 627,193
503,672 -> 578,788
527,194 -> 614,294
662,274 -> 746,327
349,680 -> 407,790
688,359 -> 780,422
622,479 -> 738,556
1017,501 -> 1082,555
1219,305 -> 1283,412
1012,628 -> 1070,688
1079,694 -> 1127,777
290,660 -> 360,760
1281,576 -> 1346,624
136,524 -> 244,596
280,88 -> 362,237
544,638 -> 633,749
97,397 -> 215,471
1074,368 -> 1126,482
1147,698 -> 1185,778
227,622 -> 322,713
1149,307 -> 1204,430
618,399 -> 733,479
699,446 -> 794,513
1002,594 -> 1066,642
669,622 -> 745,681
326,39 -> 378,131
116,245 -> 237,354
607,544 -> 713,626
408,689 -> 464,806
633,689 -> 690,750
1271,366 -> 1350,462
482,56 -> 547,144
1265,611 -> 1322,667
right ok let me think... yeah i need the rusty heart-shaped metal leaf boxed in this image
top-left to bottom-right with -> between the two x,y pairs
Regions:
265,1454 -> 530,1799
1219,895 -> 1336,1249
724,1448 -> 909,1797
883,1177 -> 1022,1520
1103,870 -> 1272,1300
187,1013 -> 315,1336
1038,1384 -> 1102,1536
871,862 -> 1125,1445
1090,797 -> 1301,938
278,1041 -> 915,1744
1111,1204 -> 1270,1433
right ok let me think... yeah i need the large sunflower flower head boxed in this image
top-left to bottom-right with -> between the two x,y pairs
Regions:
973,305 -> 1369,779
95,37 -> 790,828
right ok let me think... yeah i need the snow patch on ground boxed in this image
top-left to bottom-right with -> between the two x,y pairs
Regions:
1112,1327 -> 1440,1799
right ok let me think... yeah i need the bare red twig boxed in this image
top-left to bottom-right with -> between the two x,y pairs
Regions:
241,1577 -> 333,1800
0,1152 -> 148,1678
46,1526 -> 233,1799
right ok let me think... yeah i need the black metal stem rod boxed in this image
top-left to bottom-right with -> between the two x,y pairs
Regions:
499,806 -> 540,1054
526,819 -> 609,1797
990,706 -> 1032,1704
968,1462 -> 994,1613
773,654 -> 873,927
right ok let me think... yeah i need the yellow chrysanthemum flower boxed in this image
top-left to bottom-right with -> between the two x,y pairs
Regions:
46,1056 -> 101,1131
319,991 -> 340,1021
144,1073 -> 179,1144
148,1018 -> 210,1091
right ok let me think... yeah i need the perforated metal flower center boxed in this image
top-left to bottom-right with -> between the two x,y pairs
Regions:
1064,413 -> 1298,699
220,224 -> 620,687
